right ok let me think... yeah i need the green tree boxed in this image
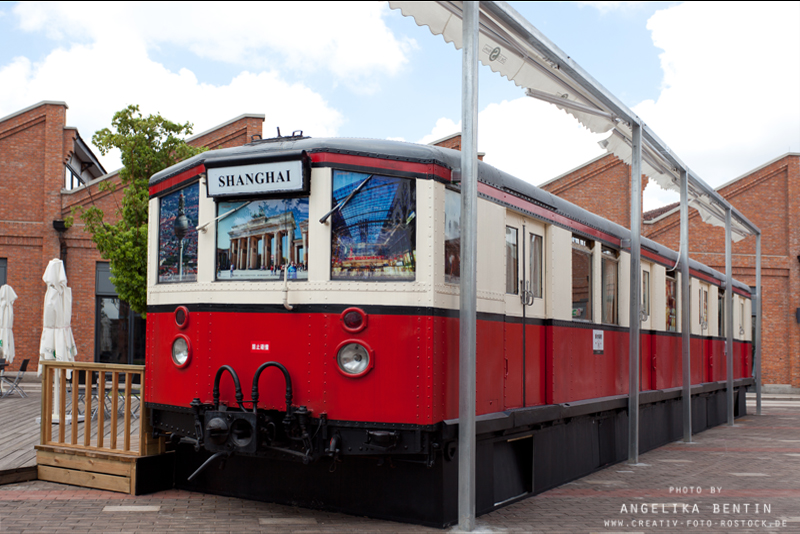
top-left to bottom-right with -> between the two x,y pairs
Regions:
70,105 -> 206,316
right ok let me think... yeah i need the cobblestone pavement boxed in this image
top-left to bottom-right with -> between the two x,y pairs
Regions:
1,397 -> 799,533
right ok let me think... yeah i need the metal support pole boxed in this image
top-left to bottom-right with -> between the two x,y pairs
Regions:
458,2 -> 479,531
755,233 -> 762,415
628,122 -> 642,464
680,170 -> 692,442
726,208 -> 734,425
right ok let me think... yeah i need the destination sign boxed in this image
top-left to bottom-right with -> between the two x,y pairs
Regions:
206,159 -> 306,198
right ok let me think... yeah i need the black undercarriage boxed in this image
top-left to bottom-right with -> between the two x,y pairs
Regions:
148,362 -> 446,481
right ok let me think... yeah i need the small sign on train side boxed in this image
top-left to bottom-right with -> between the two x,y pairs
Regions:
593,330 -> 604,354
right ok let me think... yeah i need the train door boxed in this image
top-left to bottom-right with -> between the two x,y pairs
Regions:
523,222 -> 546,407
502,213 -> 548,410
694,281 -> 710,381
504,215 -> 524,410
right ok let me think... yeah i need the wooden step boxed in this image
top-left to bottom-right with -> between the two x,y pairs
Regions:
36,445 -> 173,495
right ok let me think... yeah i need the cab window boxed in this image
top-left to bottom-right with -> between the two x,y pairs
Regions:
216,197 -> 309,281
331,170 -> 416,281
158,182 -> 199,284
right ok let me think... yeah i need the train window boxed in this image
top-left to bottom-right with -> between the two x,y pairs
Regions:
506,227 -> 519,294
642,270 -> 651,317
444,189 -> 460,284
699,287 -> 708,330
215,198 -> 309,281
740,300 -> 745,336
530,233 -> 543,298
666,273 -> 677,332
718,289 -> 725,336
331,170 -> 416,281
158,182 -> 199,284
601,247 -> 618,325
571,235 -> 593,321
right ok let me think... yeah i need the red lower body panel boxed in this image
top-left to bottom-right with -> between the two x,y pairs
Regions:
146,309 -> 751,425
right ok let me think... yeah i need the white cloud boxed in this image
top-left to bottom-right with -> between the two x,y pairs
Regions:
576,2 -> 649,14
12,2 -> 414,94
418,98 -> 607,185
636,1 -> 800,187
0,35 -> 343,171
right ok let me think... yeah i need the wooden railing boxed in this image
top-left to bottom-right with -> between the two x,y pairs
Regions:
39,361 -> 161,457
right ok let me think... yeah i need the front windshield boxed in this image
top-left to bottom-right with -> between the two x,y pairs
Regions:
331,170 -> 416,281
216,197 -> 309,281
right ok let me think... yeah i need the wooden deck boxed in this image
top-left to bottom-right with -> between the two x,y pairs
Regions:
0,382 -> 40,472
0,380 -> 143,473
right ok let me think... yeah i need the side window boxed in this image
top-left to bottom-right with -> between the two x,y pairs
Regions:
666,273 -> 677,332
530,233 -> 543,298
572,235 -> 593,321
699,287 -> 708,331
158,182 -> 199,283
505,226 -> 518,294
642,270 -> 651,317
601,247 -> 618,325
216,197 -> 309,281
444,189 -> 460,284
740,300 -> 745,336
718,289 -> 725,336
331,170 -> 416,281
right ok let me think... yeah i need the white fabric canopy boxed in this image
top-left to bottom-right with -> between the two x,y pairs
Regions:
0,284 -> 18,364
389,1 -> 616,135
38,259 -> 77,376
390,1 -> 755,241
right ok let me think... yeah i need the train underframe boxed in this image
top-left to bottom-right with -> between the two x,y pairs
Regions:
147,361 -> 754,528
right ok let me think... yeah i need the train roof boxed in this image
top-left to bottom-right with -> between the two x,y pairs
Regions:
150,137 -> 751,295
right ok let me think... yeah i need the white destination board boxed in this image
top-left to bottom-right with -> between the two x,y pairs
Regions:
207,159 -> 304,197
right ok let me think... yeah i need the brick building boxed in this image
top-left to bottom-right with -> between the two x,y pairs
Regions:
0,101 -> 263,372
541,151 -> 800,392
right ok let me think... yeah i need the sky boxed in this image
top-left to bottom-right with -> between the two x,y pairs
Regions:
1,1 -> 798,211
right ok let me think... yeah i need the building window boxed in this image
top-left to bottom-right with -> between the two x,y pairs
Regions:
158,182 -> 199,283
0,258 -> 6,286
666,273 -> 677,332
444,189 -> 460,284
331,170 -> 416,281
601,247 -> 618,324
572,235 -> 593,321
506,227 -> 518,294
95,263 -> 145,368
216,198 -> 309,281
530,233 -> 543,298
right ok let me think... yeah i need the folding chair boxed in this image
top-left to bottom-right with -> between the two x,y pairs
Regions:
1,358 -> 29,398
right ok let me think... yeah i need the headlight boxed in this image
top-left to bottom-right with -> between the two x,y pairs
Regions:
172,336 -> 191,367
336,342 -> 371,377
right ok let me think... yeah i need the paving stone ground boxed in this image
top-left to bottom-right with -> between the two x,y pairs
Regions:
1,396 -> 799,533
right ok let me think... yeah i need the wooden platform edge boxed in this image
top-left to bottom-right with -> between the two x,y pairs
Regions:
0,466 -> 38,486
34,446 -> 174,496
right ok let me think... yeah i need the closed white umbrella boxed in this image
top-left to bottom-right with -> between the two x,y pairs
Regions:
0,284 -> 17,364
38,259 -> 77,376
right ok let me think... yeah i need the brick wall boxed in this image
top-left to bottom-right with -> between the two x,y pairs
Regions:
540,154 -> 647,229
0,104 -> 263,372
546,150 -> 800,389
0,102 -> 68,372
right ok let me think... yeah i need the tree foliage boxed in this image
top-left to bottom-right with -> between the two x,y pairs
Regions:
71,105 -> 205,317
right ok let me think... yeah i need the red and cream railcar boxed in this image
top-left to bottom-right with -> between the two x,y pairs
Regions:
145,135 -> 753,526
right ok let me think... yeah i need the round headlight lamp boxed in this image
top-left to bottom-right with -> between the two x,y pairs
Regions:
336,342 -> 373,377
172,335 -> 191,368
